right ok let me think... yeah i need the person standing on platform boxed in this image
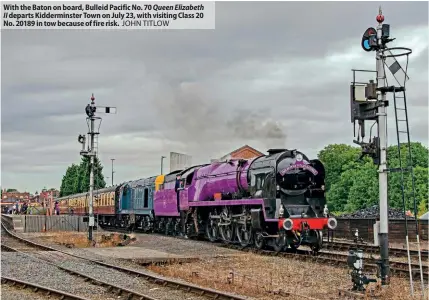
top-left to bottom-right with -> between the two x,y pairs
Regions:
54,201 -> 60,215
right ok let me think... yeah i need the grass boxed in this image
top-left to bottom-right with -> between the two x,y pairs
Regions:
147,252 -> 428,300
40,232 -> 136,248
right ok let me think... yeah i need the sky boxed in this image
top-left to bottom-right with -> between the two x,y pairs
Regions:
1,1 -> 428,193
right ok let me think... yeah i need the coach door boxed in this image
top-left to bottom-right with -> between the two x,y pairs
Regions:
178,168 -> 198,210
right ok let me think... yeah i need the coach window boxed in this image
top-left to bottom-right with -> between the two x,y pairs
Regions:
144,188 -> 149,208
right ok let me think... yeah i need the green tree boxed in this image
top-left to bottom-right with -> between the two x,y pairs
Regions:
59,157 -> 106,197
59,164 -> 80,197
6,188 -> 17,192
345,162 -> 378,211
386,143 -> 429,212
417,197 -> 428,217
320,142 -> 428,213
317,144 -> 361,192
387,142 -> 428,169
76,156 -> 106,193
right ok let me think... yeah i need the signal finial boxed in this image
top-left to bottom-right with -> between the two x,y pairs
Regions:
376,6 -> 384,24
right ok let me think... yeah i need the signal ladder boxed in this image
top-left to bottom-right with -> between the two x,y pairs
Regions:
385,74 -> 425,297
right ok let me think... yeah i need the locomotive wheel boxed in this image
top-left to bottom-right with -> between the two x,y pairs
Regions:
254,231 -> 265,250
273,231 -> 287,252
157,219 -> 165,233
172,219 -> 180,236
289,240 -> 301,252
236,224 -> 252,247
142,216 -> 152,233
310,230 -> 323,255
219,224 -> 234,244
165,219 -> 172,235
206,218 -> 219,242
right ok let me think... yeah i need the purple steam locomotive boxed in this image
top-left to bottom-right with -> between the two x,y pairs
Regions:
151,148 -> 337,253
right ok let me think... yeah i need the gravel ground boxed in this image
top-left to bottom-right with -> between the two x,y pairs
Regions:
146,253 -> 427,300
127,234 -> 242,256
1,252 -> 117,299
1,283 -> 52,300
2,251 -> 213,300
56,255 -> 212,300
21,231 -> 241,257
13,231 -> 428,299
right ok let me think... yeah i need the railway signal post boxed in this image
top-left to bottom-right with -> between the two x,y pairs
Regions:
78,94 -> 116,241
350,7 -> 414,286
375,8 -> 390,286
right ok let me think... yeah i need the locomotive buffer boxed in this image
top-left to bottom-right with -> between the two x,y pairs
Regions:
78,94 -> 116,241
350,7 -> 424,295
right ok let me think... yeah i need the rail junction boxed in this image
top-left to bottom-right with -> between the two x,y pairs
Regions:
1,220 -> 249,300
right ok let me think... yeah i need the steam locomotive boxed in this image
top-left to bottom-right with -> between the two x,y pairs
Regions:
56,149 -> 337,253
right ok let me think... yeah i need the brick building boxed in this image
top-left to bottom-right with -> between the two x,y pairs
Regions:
211,145 -> 264,162
1,189 -> 30,202
32,188 -> 60,204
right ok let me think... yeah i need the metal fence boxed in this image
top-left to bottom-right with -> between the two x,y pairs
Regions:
23,215 -> 88,232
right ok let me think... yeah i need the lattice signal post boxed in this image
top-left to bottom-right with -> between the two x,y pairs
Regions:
350,8 -> 414,286
78,94 -> 117,241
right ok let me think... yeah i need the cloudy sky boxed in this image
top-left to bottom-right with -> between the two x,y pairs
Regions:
1,1 -> 428,193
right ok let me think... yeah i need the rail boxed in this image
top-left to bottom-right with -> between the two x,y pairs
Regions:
1,276 -> 91,300
221,244 -> 428,281
1,221 -> 250,300
324,239 -> 429,259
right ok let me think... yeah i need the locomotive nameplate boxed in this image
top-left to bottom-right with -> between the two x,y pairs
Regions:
279,164 -> 318,176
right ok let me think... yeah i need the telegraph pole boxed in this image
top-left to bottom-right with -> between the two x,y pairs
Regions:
78,94 -> 116,242
111,158 -> 115,186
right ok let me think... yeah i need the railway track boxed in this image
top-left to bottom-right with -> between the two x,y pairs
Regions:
0,221 -> 249,300
1,276 -> 91,300
220,244 -> 428,281
324,239 -> 429,260
99,225 -> 428,281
